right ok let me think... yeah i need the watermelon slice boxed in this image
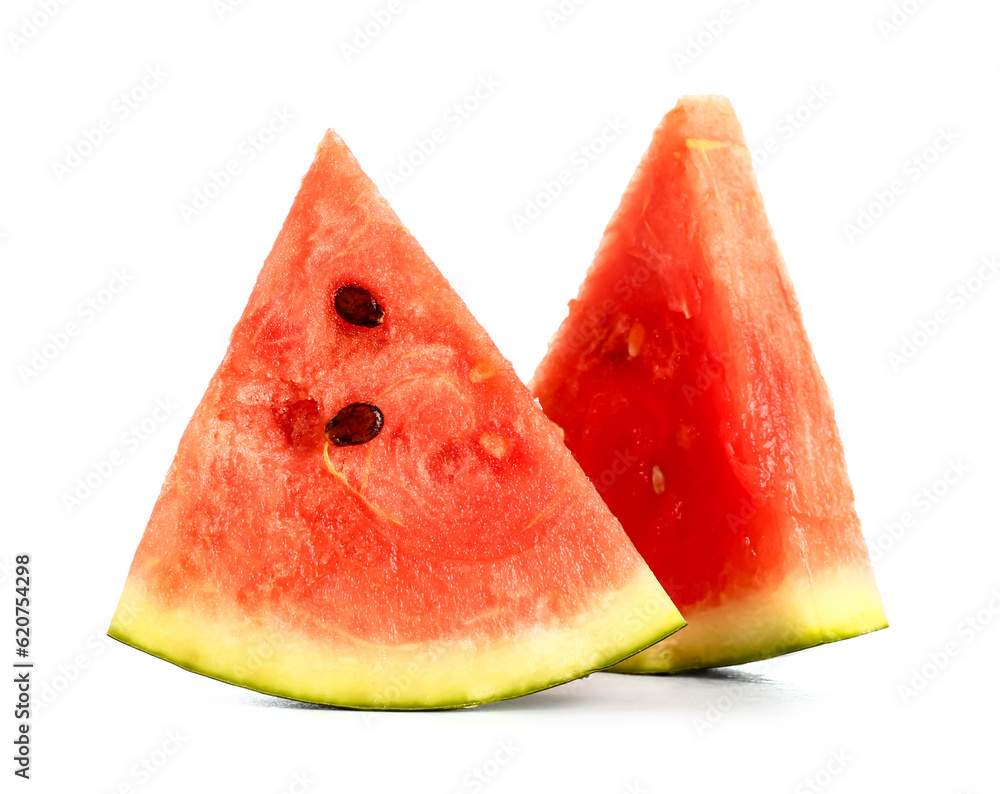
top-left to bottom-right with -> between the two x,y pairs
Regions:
108,131 -> 684,709
530,96 -> 887,673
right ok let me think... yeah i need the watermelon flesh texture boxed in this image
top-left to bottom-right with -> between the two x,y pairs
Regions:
108,131 -> 684,708
531,96 -> 887,673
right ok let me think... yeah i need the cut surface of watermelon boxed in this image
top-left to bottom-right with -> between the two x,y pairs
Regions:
108,131 -> 684,708
530,96 -> 887,673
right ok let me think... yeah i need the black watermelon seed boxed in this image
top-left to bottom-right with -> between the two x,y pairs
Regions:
325,403 -> 384,446
334,284 -> 384,328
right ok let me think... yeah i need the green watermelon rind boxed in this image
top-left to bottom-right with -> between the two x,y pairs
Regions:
109,571 -> 686,710
611,565 -> 887,674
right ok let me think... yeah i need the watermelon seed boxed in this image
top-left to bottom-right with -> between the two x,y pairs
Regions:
326,403 -> 384,446
676,424 -> 696,450
334,285 -> 384,328
469,360 -> 495,383
479,432 -> 511,458
627,322 -> 645,358
651,464 -> 665,495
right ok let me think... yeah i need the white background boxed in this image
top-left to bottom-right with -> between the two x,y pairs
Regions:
3,0 -> 999,791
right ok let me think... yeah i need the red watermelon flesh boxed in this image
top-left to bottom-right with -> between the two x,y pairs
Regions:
531,96 -> 887,673
108,131 -> 684,708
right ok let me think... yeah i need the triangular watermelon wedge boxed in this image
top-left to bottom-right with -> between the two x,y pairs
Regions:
108,131 -> 684,708
531,96 -> 887,673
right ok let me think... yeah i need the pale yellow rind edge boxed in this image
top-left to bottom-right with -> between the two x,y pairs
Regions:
108,568 -> 685,709
611,565 -> 888,673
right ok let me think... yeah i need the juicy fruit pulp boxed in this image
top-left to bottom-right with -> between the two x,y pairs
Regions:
108,131 -> 684,708
531,96 -> 887,673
